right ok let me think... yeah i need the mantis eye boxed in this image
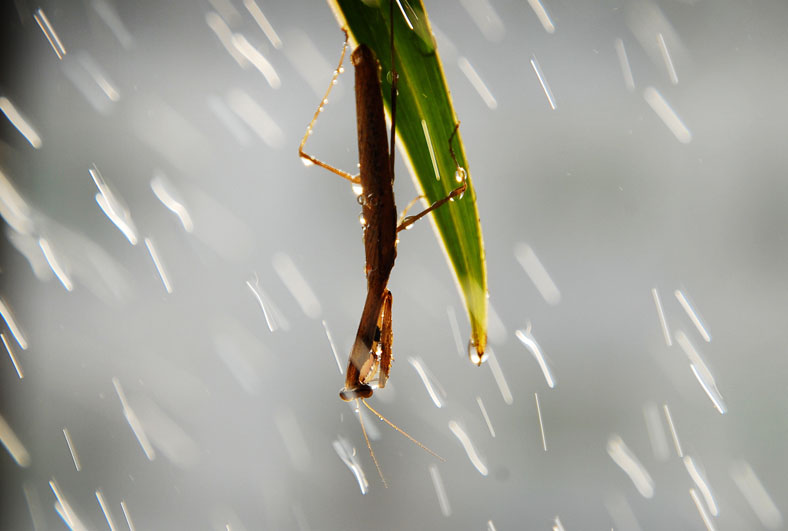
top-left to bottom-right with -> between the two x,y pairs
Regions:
339,385 -> 374,401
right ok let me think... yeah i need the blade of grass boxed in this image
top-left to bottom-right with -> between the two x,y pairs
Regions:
327,0 -> 488,360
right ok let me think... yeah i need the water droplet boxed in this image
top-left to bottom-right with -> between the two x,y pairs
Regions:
358,213 -> 366,226
352,183 -> 363,196
455,168 -> 467,183
468,339 -> 487,366
301,158 -> 314,167
339,66 -> 345,74
364,193 -> 377,207
323,98 -> 329,105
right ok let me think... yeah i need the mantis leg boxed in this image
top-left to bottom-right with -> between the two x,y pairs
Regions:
397,195 -> 425,226
298,29 -> 361,184
396,123 -> 467,233
377,289 -> 393,389
396,183 -> 466,233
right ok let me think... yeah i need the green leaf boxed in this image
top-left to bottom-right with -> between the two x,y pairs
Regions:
327,0 -> 488,361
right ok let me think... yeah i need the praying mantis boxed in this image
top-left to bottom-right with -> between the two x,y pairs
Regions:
298,36 -> 465,402
298,0 -> 481,482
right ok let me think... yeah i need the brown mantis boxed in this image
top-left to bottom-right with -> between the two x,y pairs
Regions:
298,3 -> 466,481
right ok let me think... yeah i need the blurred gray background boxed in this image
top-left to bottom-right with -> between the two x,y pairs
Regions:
1,0 -> 787,529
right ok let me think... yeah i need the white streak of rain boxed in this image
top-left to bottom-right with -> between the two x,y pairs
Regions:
663,403 -> 683,457
0,97 -> 42,148
459,0 -> 504,42
458,57 -> 498,110
527,0 -> 555,34
0,413 -> 31,467
535,392 -> 547,451
515,243 -> 561,305
675,330 -> 726,414
530,56 -> 557,110
643,87 -> 692,144
448,421 -> 488,476
486,349 -> 513,405
475,396 -> 495,438
333,437 -> 369,495
409,357 -> 447,408
272,252 -> 321,318
62,428 -> 81,471
730,461 -> 783,529
33,8 -> 66,59
0,297 -> 28,350
684,455 -> 718,516
675,289 -> 711,342
651,288 -> 671,346
516,327 -> 556,388
150,172 -> 194,232
689,488 -> 716,531
243,0 -> 282,49
643,402 -> 669,461
92,0 -> 134,48
95,489 -> 119,531
428,464 -> 451,517
2,333 -> 23,379
607,434 -> 654,498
